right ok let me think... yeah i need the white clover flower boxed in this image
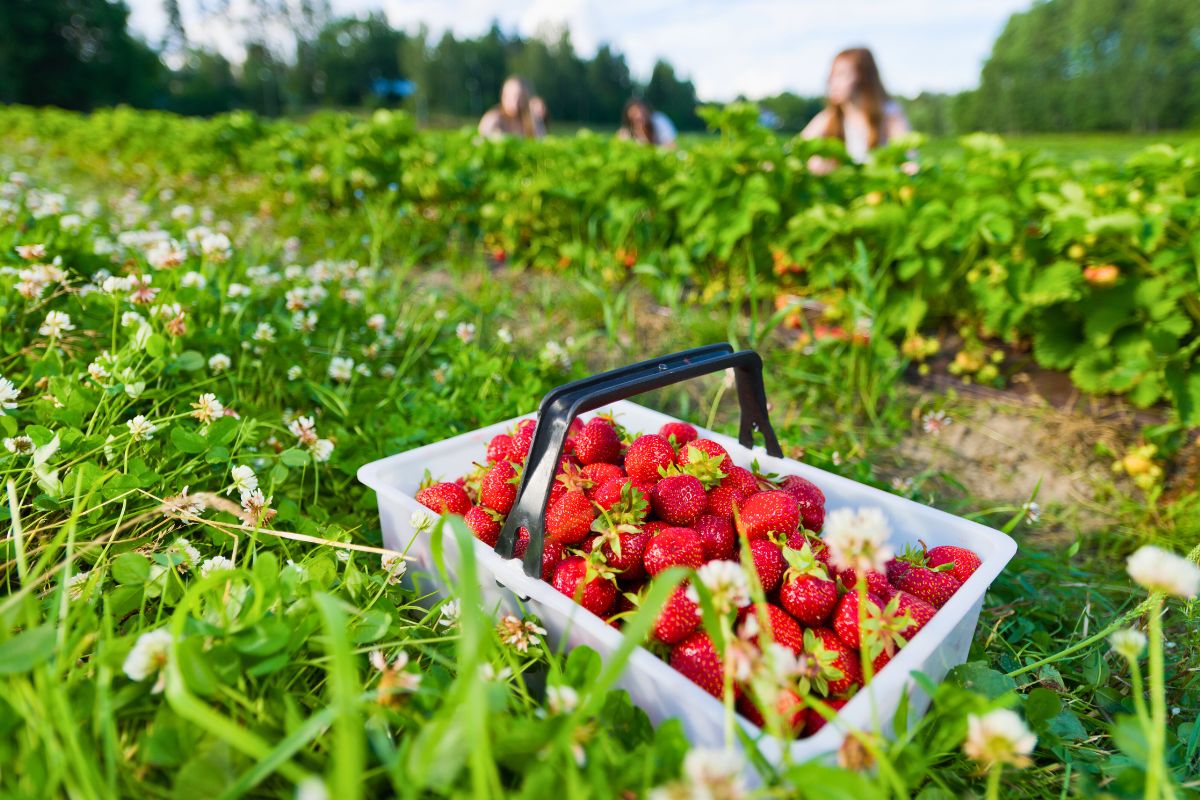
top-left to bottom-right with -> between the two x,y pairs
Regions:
1110,628 -> 1147,660
253,322 -> 276,342
201,232 -> 232,262
241,489 -> 276,526
1022,500 -> 1041,525
821,507 -> 894,574
147,240 -> 186,270
292,311 -> 318,333
87,361 -> 110,383
285,287 -> 309,311
921,410 -> 952,435
433,309 -> 448,321
455,322 -> 476,344
650,748 -> 746,800
171,204 -> 194,223
410,511 -> 432,532
963,709 -> 1037,769
366,313 -> 386,332
180,271 -> 207,289
1126,545 -> 1200,599
208,353 -> 231,372
497,614 -> 546,653
497,326 -> 513,345
341,287 -> 364,306
227,283 -> 251,299
688,560 -> 751,614
354,363 -> 372,378
380,363 -> 396,379
540,340 -> 571,370
15,243 -> 45,260
479,663 -> 513,682
126,415 -> 157,442
66,569 -> 94,601
230,465 -> 257,496
102,275 -> 134,294
122,628 -> 173,692
369,649 -> 422,692
438,599 -> 461,629
295,777 -> 328,800
200,555 -> 235,578
39,311 -> 75,338
381,552 -> 408,585
190,393 -> 224,425
310,439 -> 334,463
121,311 -> 144,327
546,685 -> 579,715
150,301 -> 181,321
59,213 -> 83,232
328,357 -> 354,382
286,365 -> 302,381
0,376 -> 20,414
4,435 -> 34,455
288,415 -> 318,445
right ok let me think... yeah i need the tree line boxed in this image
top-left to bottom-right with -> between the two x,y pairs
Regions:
0,0 -> 1197,134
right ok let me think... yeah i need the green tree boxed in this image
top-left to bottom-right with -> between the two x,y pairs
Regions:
645,60 -> 701,130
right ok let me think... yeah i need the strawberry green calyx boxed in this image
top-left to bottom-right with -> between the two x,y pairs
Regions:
592,482 -> 649,534
781,541 -> 830,582
556,461 -> 594,493
750,458 -> 781,491
595,411 -> 632,445
661,444 -> 728,489
860,594 -> 914,660
799,629 -> 846,696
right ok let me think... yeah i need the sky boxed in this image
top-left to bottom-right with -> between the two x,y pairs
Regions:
126,0 -> 1034,100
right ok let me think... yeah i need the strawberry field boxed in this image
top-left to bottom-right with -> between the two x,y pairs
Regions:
0,105 -> 1198,799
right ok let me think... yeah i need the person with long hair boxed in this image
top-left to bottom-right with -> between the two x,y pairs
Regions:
802,48 -> 909,173
478,76 -> 547,139
617,98 -> 676,147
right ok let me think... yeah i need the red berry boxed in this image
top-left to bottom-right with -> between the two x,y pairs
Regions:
809,628 -> 863,695
582,463 -> 625,497
479,460 -> 519,515
893,591 -> 937,640
486,433 -> 516,464
658,421 -> 698,448
805,697 -> 849,734
778,474 -> 826,532
739,689 -> 807,735
670,632 -> 724,698
592,477 -> 631,510
738,603 -> 806,654
551,556 -> 616,616
832,591 -> 885,650
574,418 -> 622,465
513,529 -> 564,580
925,545 -> 981,584
416,482 -> 471,515
693,514 -> 736,561
748,539 -> 786,593
737,490 -> 800,540
624,434 -> 676,484
891,564 -> 961,609
545,489 -> 595,544
779,573 -> 838,627
706,466 -> 758,519
838,568 -> 894,600
595,530 -> 650,579
464,505 -> 503,546
678,439 -> 732,472
643,527 -> 704,576
651,474 -> 707,526
653,583 -> 701,645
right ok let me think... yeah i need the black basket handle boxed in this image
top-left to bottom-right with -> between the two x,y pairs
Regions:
495,345 -> 783,577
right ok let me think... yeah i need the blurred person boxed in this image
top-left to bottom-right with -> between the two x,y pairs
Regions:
802,48 -> 909,174
478,76 -> 546,139
617,98 -> 676,147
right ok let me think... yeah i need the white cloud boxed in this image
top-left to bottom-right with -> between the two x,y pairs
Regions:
128,0 -> 1032,99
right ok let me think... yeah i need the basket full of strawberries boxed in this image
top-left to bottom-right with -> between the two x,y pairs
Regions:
358,344 -> 1016,761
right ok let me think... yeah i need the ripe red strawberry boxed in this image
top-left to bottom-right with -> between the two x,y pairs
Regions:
486,433 -> 516,464
738,689 -> 807,735
787,531 -> 834,571
748,539 -> 786,593
925,545 -> 981,584
653,583 -> 701,645
651,474 -> 707,526
545,488 -> 595,544
479,460 -> 519,515
832,591 -> 885,650
737,490 -> 800,540
809,628 -> 863,695
416,482 -> 472,515
643,527 -> 704,576
464,505 -> 503,546
551,555 -> 616,616
679,439 -> 733,473
780,574 -> 838,627
739,603 -> 806,655
641,520 -> 671,537
890,563 -> 961,609
574,417 -> 622,465
513,529 -> 564,580
805,697 -> 849,734
693,514 -> 736,561
592,477 -> 631,511
582,463 -> 625,497
670,632 -> 724,698
837,568 -> 894,600
624,434 -> 676,484
778,474 -> 826,532
893,591 -> 937,640
594,529 -> 650,579
705,466 -> 758,520
511,419 -> 536,460
658,421 -> 698,448
562,417 -> 585,457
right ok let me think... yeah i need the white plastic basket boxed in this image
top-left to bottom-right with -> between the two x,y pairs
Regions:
357,346 -> 1016,768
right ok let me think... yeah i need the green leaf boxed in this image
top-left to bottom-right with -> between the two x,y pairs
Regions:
1047,710 -> 1088,741
279,448 -> 310,467
169,351 -> 205,373
1165,365 -> 1200,425
205,416 -> 240,446
1025,687 -> 1062,729
145,333 -> 166,359
947,662 -> 1016,700
112,553 -> 151,585
0,626 -> 56,674
1025,261 -> 1082,307
170,426 -> 207,455
1110,714 -> 1149,768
